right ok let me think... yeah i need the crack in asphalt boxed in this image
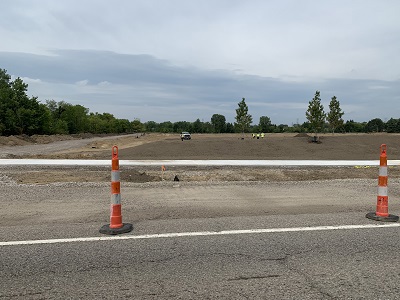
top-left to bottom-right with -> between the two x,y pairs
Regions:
228,274 -> 281,281
283,248 -> 336,299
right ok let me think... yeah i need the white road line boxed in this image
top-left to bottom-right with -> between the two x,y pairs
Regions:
1,223 -> 400,246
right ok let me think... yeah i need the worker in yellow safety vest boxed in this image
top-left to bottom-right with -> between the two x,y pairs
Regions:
256,133 -> 260,139
261,132 -> 265,138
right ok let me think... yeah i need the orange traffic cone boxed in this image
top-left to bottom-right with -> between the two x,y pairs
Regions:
366,144 -> 399,222
100,146 -> 133,234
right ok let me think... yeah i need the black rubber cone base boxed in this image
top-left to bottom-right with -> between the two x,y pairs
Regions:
366,212 -> 399,222
99,223 -> 133,235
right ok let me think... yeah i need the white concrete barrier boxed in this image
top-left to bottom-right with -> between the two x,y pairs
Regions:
0,159 -> 400,166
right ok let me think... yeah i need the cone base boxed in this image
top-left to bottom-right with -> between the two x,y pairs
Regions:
366,212 -> 399,222
99,223 -> 133,235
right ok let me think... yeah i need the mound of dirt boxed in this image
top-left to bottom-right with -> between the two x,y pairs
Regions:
0,135 -> 32,146
294,133 -> 310,137
0,134 -> 81,146
122,169 -> 160,183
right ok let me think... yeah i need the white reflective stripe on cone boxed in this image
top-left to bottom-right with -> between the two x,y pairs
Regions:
379,167 -> 388,176
378,186 -> 388,196
111,171 -> 120,181
111,194 -> 121,205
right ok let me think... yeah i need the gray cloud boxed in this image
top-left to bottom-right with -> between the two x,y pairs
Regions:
1,1 -> 400,124
1,1 -> 400,79
1,50 -> 399,124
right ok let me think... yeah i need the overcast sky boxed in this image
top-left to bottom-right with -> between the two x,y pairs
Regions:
1,0 -> 399,125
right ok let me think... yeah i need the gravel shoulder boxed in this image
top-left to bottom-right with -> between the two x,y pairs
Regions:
3,178 -> 399,228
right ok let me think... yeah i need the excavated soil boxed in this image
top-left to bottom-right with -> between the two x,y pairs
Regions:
1,133 -> 400,184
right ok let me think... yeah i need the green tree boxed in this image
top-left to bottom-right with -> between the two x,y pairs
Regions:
159,121 -> 173,133
202,121 -> 214,133
63,104 -> 89,133
211,114 -> 226,133
0,71 -> 50,135
101,113 -> 118,133
301,121 -> 312,132
144,121 -> 158,132
235,98 -> 252,135
46,100 -> 89,134
327,96 -> 344,133
0,69 -> 12,134
87,113 -> 105,133
114,119 -> 131,133
344,120 -> 365,133
173,121 -> 192,133
130,119 -> 145,132
258,116 -> 272,133
365,118 -> 385,133
86,112 -> 115,133
274,124 -> 289,133
386,118 -> 400,133
306,91 -> 326,134
192,118 -> 203,133
226,122 -> 235,133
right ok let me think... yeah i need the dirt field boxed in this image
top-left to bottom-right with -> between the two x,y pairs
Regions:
1,132 -> 400,184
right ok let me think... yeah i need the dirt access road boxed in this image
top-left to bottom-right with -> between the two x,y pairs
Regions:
1,132 -> 400,184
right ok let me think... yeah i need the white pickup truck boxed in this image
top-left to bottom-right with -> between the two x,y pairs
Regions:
180,132 -> 191,141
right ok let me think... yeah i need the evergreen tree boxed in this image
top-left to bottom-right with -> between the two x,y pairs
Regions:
306,91 -> 326,134
235,98 -> 252,135
327,96 -> 344,133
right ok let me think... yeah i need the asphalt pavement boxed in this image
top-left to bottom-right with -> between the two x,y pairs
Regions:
2,212 -> 400,299
1,170 -> 400,299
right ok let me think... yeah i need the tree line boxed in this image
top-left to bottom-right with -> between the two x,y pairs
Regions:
1,68 -> 400,136
0,69 -> 143,135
